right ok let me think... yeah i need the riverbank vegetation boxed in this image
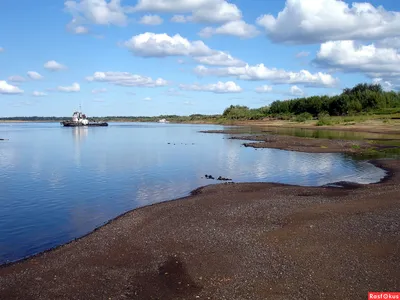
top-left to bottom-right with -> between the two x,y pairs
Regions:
221,83 -> 400,123
2,83 -> 400,126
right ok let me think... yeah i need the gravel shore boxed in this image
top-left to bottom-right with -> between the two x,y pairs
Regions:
231,120 -> 400,135
202,130 -> 400,154
234,134 -> 373,154
0,157 -> 399,299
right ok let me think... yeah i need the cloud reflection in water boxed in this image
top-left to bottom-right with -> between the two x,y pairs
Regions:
0,123 -> 386,265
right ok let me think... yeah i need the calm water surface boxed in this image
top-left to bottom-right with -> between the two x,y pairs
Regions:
0,122 -> 386,264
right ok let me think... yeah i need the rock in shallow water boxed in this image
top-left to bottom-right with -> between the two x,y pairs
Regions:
204,175 -> 232,181
217,176 -> 232,181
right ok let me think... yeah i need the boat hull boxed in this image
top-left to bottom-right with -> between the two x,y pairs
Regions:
60,121 -> 108,127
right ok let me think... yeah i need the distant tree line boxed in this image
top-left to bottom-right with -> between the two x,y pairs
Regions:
0,115 -> 221,123
269,83 -> 400,117
0,116 -> 67,121
222,105 -> 269,120
2,83 -> 399,123
222,83 -> 400,120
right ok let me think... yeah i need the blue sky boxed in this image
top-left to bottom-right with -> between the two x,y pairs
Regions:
1,0 -> 400,117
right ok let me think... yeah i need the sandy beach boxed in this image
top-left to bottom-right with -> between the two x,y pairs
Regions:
0,134 -> 399,299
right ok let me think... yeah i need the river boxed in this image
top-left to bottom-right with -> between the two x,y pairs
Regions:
0,122 -> 386,264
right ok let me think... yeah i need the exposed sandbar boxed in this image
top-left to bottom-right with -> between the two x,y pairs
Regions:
202,130 -> 400,154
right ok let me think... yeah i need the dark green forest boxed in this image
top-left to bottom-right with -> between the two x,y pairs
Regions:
222,83 -> 400,121
2,83 -> 400,124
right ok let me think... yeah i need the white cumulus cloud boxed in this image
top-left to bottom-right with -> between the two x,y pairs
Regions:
44,60 -> 66,71
86,71 -> 168,87
314,40 -> 400,79
125,32 -> 212,57
171,15 -> 189,23
255,85 -> 273,93
372,78 -> 399,91
8,76 -> 26,83
133,0 -> 242,24
65,0 -> 128,26
143,97 -> 152,101
139,14 -> 163,25
180,81 -> 242,93
194,64 -> 337,87
199,20 -> 259,39
193,51 -> 245,67
57,82 -> 81,92
75,25 -> 89,34
0,81 -> 24,94
290,85 -> 304,96
124,32 -> 243,67
65,17 -> 90,34
256,0 -> 400,44
32,91 -> 47,97
377,37 -> 400,50
27,71 -> 43,80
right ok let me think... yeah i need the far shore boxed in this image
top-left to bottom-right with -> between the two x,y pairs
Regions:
2,118 -> 400,135
0,130 -> 399,299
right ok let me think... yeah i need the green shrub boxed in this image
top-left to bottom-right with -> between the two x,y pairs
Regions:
294,112 -> 313,122
316,112 -> 332,126
317,119 -> 332,126
272,113 -> 293,120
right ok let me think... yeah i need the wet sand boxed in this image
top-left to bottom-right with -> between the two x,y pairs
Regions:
234,134 -> 393,154
202,130 -> 400,154
232,119 -> 400,135
0,157 -> 399,299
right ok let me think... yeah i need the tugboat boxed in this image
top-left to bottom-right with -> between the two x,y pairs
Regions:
60,107 -> 108,127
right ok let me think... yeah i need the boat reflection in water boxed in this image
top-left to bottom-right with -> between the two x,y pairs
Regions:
72,126 -> 89,168
72,126 -> 88,142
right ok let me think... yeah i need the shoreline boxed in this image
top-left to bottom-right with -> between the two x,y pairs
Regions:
202,130 -> 400,155
231,120 -> 400,135
1,119 -> 400,135
0,158 -> 392,269
1,134 -> 399,299
0,156 -> 393,269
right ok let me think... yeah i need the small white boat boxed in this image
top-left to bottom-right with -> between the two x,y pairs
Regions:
158,119 -> 170,123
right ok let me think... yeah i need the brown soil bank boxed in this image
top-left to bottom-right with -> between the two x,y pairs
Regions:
234,134 -> 386,154
233,119 -> 400,135
203,130 -> 399,154
0,160 -> 399,299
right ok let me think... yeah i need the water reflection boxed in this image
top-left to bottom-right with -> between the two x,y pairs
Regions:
72,126 -> 88,142
0,122 -> 387,265
71,127 -> 88,168
0,143 -> 15,170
